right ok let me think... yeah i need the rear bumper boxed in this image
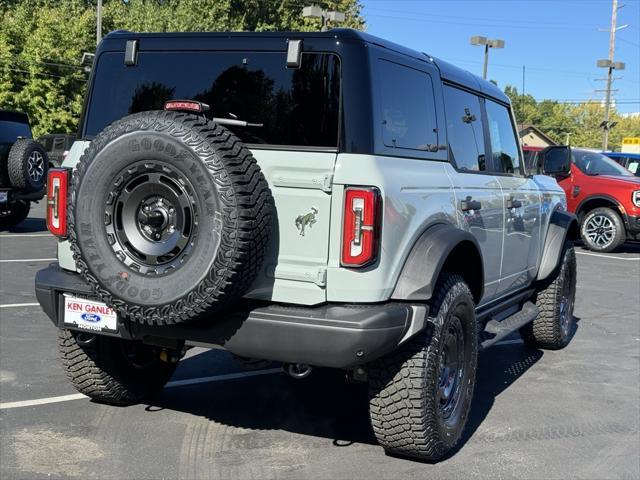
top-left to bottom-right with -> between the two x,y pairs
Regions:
35,264 -> 425,369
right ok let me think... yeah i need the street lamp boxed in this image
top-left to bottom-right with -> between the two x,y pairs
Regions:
470,36 -> 505,80
302,5 -> 346,32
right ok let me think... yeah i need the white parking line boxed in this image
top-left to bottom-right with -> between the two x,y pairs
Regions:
576,251 -> 640,261
0,233 -> 51,238
0,303 -> 40,308
0,393 -> 87,410
0,368 -> 282,410
0,258 -> 55,263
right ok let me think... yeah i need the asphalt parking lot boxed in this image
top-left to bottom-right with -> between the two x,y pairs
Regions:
1,201 -> 639,479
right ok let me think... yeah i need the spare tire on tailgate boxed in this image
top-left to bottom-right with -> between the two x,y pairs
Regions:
69,111 -> 272,325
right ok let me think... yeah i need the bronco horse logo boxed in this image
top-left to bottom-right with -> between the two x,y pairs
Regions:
295,207 -> 318,236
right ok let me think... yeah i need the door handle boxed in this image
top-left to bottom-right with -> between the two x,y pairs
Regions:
507,197 -> 522,209
460,196 -> 482,212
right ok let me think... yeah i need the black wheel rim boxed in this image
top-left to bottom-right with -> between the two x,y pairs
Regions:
27,150 -> 46,183
104,161 -> 198,275
437,316 -> 465,421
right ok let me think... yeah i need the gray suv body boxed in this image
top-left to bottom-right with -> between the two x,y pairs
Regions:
35,29 -> 579,461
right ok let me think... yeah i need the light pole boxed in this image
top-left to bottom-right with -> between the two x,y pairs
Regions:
96,0 -> 102,46
302,5 -> 346,32
470,36 -> 505,80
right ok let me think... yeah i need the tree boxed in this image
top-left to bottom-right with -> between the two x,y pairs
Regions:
0,0 -> 364,136
505,85 -> 640,150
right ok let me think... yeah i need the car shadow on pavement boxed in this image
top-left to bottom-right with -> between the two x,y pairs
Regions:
149,317 -> 580,457
1,216 -> 47,233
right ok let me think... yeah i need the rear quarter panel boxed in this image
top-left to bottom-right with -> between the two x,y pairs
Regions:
327,154 -> 458,302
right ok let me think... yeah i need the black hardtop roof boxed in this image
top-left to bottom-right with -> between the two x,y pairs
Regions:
101,28 -> 509,104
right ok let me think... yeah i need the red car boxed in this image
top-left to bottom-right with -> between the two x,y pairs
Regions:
525,146 -> 640,252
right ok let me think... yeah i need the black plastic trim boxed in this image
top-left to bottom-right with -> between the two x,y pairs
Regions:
537,209 -> 579,281
390,223 -> 484,303
35,264 -> 417,368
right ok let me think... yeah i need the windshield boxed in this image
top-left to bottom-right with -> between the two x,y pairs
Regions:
572,149 -> 634,177
84,51 -> 341,148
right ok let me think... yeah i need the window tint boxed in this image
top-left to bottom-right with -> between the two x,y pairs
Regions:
85,51 -> 341,148
378,60 -> 438,151
486,100 -> 521,174
443,86 -> 486,171
0,120 -> 31,143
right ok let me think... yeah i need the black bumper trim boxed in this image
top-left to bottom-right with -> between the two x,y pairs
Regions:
35,264 -> 420,368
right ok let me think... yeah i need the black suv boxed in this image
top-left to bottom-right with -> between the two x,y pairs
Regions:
0,110 -> 49,228
38,133 -> 76,167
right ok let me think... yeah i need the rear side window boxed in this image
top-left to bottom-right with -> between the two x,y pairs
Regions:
85,51 -> 341,148
378,60 -> 438,151
485,100 -> 521,174
443,86 -> 486,171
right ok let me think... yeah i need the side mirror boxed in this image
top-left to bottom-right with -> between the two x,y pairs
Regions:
539,145 -> 571,177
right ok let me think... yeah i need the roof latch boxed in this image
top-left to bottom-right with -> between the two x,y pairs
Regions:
286,39 -> 303,68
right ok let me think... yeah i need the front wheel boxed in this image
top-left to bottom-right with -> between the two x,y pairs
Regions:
580,207 -> 625,253
368,274 -> 478,461
520,243 -> 577,350
59,329 -> 179,405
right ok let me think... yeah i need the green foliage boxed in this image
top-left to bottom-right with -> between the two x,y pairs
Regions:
505,85 -> 640,151
0,0 -> 364,136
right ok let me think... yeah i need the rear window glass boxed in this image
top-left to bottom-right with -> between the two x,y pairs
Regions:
84,51 -> 341,148
0,120 -> 31,143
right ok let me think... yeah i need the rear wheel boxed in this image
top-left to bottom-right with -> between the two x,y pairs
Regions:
368,274 -> 477,461
580,207 -> 625,253
58,329 -> 179,405
0,200 -> 30,229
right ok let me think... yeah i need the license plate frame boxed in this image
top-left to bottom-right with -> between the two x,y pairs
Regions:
63,295 -> 118,333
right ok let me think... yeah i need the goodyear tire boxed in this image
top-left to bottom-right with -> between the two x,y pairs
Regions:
59,329 -> 178,405
69,111 -> 272,325
8,139 -> 48,191
368,274 -> 478,461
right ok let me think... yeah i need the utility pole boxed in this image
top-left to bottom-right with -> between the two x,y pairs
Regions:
597,0 -> 627,151
96,0 -> 103,46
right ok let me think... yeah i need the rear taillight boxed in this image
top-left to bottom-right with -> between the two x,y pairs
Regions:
341,187 -> 381,267
46,168 -> 69,237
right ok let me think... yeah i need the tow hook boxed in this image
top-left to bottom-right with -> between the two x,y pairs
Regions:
284,363 -> 313,379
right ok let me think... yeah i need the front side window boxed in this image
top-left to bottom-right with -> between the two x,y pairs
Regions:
443,86 -> 486,171
573,150 -> 634,177
85,51 -> 341,148
486,100 -> 521,175
378,60 -> 438,151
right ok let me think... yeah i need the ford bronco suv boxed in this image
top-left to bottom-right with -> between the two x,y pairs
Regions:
1,110 -> 49,228
35,30 -> 579,461
525,146 -> 640,252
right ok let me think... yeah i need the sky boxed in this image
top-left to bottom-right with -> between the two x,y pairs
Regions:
360,0 -> 640,113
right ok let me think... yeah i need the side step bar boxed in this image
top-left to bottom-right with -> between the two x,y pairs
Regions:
479,301 -> 539,350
